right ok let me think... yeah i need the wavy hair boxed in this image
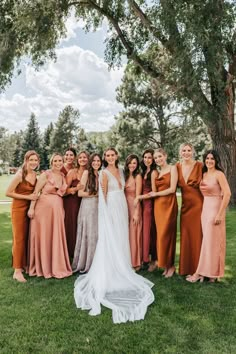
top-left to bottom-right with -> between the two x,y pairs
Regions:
77,150 -> 90,169
87,153 -> 102,195
140,148 -> 156,181
202,149 -> 224,173
21,150 -> 40,181
124,154 -> 140,181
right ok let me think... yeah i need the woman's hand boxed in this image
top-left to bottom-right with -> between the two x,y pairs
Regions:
134,197 -> 140,208
28,209 -> 35,219
133,212 -> 140,225
148,191 -> 157,198
28,193 -> 38,201
214,213 -> 223,225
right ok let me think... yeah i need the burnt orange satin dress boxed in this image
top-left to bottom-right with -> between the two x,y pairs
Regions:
177,161 -> 203,275
11,180 -> 36,269
154,172 -> 178,268
125,177 -> 142,268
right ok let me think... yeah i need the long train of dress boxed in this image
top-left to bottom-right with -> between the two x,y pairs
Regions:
74,169 -> 154,323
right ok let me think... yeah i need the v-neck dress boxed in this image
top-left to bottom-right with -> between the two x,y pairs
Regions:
176,161 -> 203,275
11,174 -> 36,269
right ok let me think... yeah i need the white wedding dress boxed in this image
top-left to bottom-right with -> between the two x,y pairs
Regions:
74,168 -> 154,323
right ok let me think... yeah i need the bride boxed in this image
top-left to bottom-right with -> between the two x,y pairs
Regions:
74,148 -> 154,323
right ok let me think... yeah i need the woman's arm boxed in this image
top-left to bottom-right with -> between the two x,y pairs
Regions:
134,170 -> 158,207
28,173 -> 47,218
6,171 -> 38,201
214,171 -> 231,224
100,171 -> 108,201
133,174 -> 143,224
78,171 -> 90,197
149,166 -> 178,197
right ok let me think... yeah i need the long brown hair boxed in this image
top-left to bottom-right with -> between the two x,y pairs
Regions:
87,153 -> 102,195
21,150 -> 40,181
124,154 -> 140,181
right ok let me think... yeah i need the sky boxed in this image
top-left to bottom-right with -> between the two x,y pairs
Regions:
0,15 -> 124,133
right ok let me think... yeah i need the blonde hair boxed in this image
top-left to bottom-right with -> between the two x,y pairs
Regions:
179,143 -> 195,158
155,148 -> 167,156
22,150 -> 40,180
50,153 -> 63,166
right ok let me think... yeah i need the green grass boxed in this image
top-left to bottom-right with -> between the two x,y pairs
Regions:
0,174 -> 13,200
0,204 -> 236,354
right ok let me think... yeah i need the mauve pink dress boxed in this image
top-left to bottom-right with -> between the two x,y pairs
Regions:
28,170 -> 72,279
196,177 -> 226,278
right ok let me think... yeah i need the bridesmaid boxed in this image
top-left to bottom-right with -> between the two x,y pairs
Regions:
6,151 -> 39,282
72,153 -> 102,273
150,148 -> 178,278
187,150 -> 231,283
124,154 -> 142,271
176,143 -> 203,276
61,147 -> 77,176
28,153 -> 72,279
136,149 -> 157,272
64,151 -> 89,259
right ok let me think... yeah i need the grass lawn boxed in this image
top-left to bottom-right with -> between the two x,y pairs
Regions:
0,204 -> 236,354
0,174 -> 13,200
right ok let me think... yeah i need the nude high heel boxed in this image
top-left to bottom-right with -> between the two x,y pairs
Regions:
13,271 -> 27,283
186,274 -> 204,283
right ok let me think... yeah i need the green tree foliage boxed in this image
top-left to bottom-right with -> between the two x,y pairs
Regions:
41,122 -> 54,170
21,113 -> 42,158
49,105 -> 80,154
1,0 -> 236,202
11,131 -> 24,167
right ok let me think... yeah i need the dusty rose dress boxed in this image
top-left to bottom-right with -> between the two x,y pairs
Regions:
125,176 -> 142,268
142,177 -> 157,263
28,170 -> 72,279
196,177 -> 226,278
177,162 -> 203,275
154,172 -> 178,268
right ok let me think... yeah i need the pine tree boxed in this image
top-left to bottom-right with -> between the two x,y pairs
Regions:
41,122 -> 54,170
50,105 -> 80,154
12,132 -> 24,166
21,113 -> 42,158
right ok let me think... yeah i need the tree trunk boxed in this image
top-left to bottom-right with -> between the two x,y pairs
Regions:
209,123 -> 236,207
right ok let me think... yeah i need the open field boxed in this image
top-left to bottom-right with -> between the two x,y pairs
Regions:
0,203 -> 236,353
0,174 -> 13,200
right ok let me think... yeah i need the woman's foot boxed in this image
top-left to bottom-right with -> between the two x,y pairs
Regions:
186,273 -> 204,283
208,278 -> 217,283
148,261 -> 157,272
165,266 -> 176,278
134,266 -> 141,272
162,268 -> 168,276
13,270 -> 27,283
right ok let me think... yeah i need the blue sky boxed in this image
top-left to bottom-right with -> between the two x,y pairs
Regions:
0,16 -> 124,133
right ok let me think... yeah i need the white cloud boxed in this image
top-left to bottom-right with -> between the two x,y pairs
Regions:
0,45 -> 124,133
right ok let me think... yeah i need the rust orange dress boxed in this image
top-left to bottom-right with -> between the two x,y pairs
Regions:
154,172 -> 178,268
176,161 -> 203,275
11,179 -> 36,269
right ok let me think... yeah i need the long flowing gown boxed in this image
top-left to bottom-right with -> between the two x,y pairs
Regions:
63,177 -> 81,259
72,193 -> 98,273
196,178 -> 226,278
11,177 -> 36,269
154,172 -> 178,268
125,176 -> 142,268
74,168 -> 154,323
176,162 -> 203,275
142,177 -> 157,263
28,170 -> 72,279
